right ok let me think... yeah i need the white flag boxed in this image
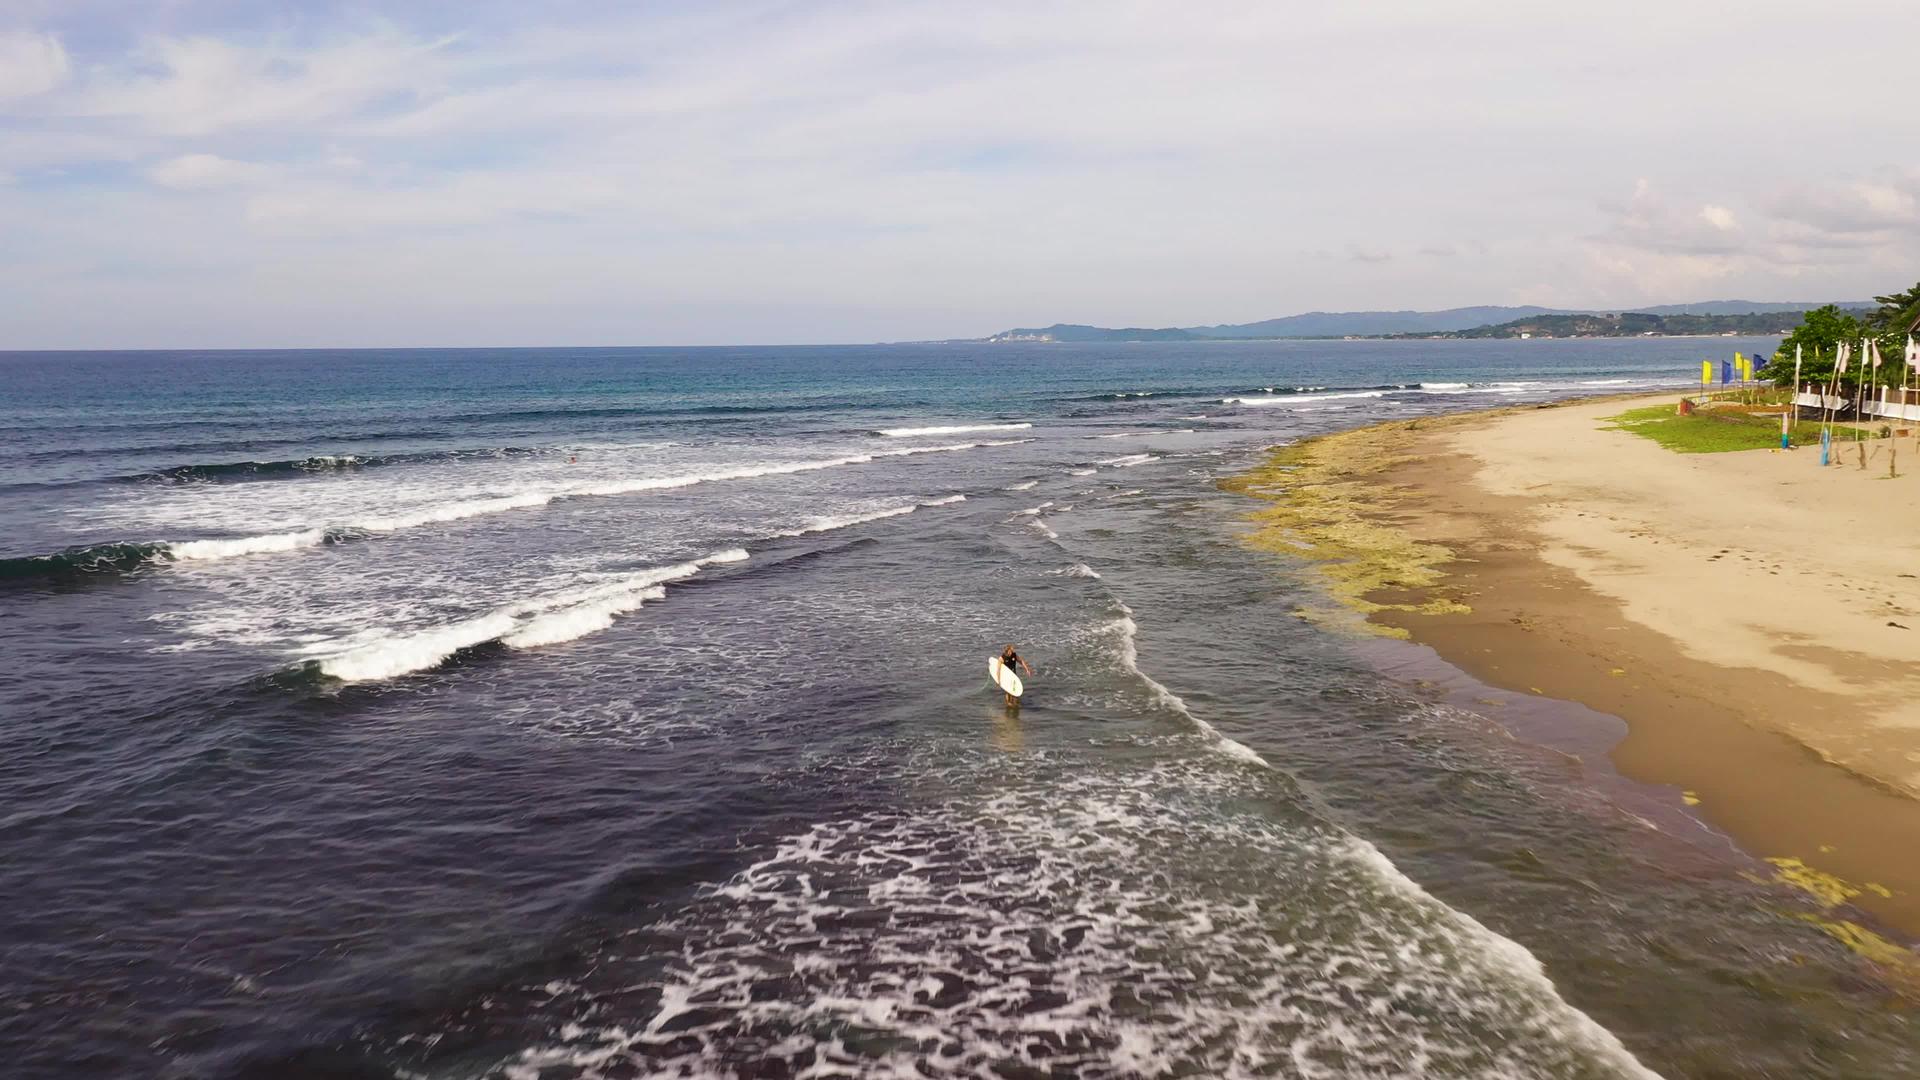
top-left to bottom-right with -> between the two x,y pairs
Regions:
1872,340 -> 1882,368
1836,343 -> 1848,374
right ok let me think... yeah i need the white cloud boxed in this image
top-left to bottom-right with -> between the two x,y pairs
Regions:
147,153 -> 274,189
68,29 -> 455,136
1769,175 -> 1920,237
0,30 -> 69,101
1699,205 -> 1738,232
1,3 -> 1917,345
1597,179 -> 1746,257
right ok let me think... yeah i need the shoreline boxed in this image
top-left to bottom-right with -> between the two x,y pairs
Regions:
1227,394 -> 1920,953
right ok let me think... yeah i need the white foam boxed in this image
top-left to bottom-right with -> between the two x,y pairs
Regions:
1340,838 -> 1664,1078
1580,378 -> 1638,386
1004,480 -> 1039,491
1068,468 -> 1097,476
1097,454 -> 1153,468
167,528 -> 328,561
316,611 -> 521,682
501,586 -> 668,649
1414,382 -> 1532,396
1106,604 -> 1269,767
310,549 -> 748,682
1046,563 -> 1101,578
877,422 -> 1032,437
1177,414 -> 1208,420
771,505 -> 916,538
1015,502 -> 1053,516
154,442 -> 1021,567
484,758 -> 1659,1079
353,491 -> 555,533
1222,390 -> 1386,406
1091,431 -> 1153,439
919,494 -> 967,506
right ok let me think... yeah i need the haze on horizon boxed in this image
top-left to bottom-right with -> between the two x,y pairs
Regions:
1,0 -> 1916,349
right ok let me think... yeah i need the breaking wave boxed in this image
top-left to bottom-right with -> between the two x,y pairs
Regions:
1223,390 -> 1388,406
877,422 -> 1032,437
1046,562 -> 1102,578
0,541 -> 172,582
768,493 -> 966,539
301,550 -> 749,682
111,444 -> 626,487
15,441 -> 1019,579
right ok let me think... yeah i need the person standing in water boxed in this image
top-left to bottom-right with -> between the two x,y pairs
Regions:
998,644 -> 1034,708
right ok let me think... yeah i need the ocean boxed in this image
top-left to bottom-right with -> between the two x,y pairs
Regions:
2,338 -> 1912,1079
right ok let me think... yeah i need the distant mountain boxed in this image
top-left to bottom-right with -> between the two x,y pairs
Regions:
982,302 -> 1869,342
986,324 -> 1200,342
1185,306 -> 1558,339
1632,300 -> 1852,317
1428,311 -> 1819,340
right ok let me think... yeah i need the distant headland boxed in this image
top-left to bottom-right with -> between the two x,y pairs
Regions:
980,301 -> 1869,343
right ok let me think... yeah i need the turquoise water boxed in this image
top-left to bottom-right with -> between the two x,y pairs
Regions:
2,338 -> 1914,1078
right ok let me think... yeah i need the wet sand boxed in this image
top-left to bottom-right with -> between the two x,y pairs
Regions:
1230,395 -> 1920,944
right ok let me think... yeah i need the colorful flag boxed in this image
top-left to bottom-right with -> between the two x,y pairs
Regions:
1701,360 -> 1711,385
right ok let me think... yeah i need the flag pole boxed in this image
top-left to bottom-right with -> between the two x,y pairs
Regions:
1784,343 -> 1802,448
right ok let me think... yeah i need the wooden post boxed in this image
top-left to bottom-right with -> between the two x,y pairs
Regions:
1857,338 -> 1869,469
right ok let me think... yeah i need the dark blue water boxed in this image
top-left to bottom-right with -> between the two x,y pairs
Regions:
3,339 -> 1913,1078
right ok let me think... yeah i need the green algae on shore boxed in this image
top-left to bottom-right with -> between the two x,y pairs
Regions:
1220,418 -> 1471,636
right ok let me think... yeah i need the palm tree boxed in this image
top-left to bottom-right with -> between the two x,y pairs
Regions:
1867,282 -> 1920,335
1866,282 -> 1920,391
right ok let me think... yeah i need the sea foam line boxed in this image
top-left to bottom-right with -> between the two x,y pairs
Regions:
1094,603 -> 1654,1075
1222,390 -> 1386,406
877,422 -> 1032,437
143,441 -> 1021,569
769,493 -> 965,538
1106,603 -> 1268,767
305,549 -> 748,682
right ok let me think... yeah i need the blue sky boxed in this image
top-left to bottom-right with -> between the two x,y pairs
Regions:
2,1 -> 1916,347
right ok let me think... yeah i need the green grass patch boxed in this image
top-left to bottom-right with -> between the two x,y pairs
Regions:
1604,405 -> 1828,453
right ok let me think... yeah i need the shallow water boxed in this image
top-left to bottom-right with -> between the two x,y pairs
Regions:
2,339 -> 1913,1078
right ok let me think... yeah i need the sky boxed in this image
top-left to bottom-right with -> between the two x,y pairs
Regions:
1,0 -> 1917,347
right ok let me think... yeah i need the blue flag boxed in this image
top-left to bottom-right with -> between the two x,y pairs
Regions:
1720,360 -> 1732,385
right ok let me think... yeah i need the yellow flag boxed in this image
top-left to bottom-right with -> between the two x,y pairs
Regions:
1701,360 -> 1712,385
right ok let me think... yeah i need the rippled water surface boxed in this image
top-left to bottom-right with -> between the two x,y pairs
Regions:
2,340 -> 1913,1078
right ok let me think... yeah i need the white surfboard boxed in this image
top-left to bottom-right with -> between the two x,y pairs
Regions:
988,656 -> 1024,698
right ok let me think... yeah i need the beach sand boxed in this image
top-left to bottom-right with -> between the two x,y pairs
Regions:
1231,394 -> 1920,943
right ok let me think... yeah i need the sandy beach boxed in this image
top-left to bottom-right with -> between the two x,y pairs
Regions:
1232,394 -> 1920,945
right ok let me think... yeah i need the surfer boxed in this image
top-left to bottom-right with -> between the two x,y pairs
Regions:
998,644 -> 1034,707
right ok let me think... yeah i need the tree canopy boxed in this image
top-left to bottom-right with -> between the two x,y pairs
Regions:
1762,283 -> 1917,388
